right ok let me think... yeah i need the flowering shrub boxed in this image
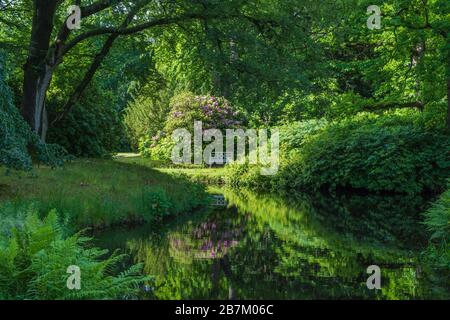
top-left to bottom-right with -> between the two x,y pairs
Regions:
164,91 -> 241,133
140,92 -> 242,161
196,95 -> 241,129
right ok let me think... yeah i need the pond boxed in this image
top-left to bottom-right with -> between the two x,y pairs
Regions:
96,188 -> 448,299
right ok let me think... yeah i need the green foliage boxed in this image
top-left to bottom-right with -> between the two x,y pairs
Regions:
0,59 -> 31,170
47,87 -> 124,158
0,158 -> 210,230
227,110 -> 450,194
225,118 -> 328,190
294,110 -> 450,194
279,119 -> 328,152
423,184 -> 450,269
139,135 -> 175,162
0,53 -> 68,170
141,186 -> 173,222
225,161 -> 273,190
139,91 -> 241,162
123,90 -> 171,150
0,209 -> 151,300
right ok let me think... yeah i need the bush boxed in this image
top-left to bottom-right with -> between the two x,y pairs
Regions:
279,119 -> 328,152
225,160 -> 277,190
421,184 -> 450,295
225,119 -> 328,190
164,92 -> 241,132
0,70 -> 32,169
295,110 -> 450,194
141,186 -> 172,221
0,209 -> 151,300
123,90 -> 171,150
140,92 -> 242,162
47,86 -> 124,157
139,134 -> 175,162
226,110 -> 450,194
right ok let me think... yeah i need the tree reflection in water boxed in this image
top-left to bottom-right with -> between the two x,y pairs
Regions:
96,189 -> 448,300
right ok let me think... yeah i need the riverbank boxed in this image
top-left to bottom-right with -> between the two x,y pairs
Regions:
1,154 -> 448,299
95,186 -> 449,299
115,153 -> 227,185
0,157 -> 210,230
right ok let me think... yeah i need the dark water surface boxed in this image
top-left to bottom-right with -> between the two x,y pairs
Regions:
96,189 -> 448,299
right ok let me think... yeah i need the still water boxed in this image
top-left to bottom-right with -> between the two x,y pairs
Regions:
96,188 -> 448,299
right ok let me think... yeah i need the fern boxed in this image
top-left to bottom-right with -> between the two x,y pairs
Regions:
423,183 -> 450,270
0,208 -> 153,300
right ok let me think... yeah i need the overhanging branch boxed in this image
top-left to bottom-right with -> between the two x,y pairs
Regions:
60,12 -> 241,57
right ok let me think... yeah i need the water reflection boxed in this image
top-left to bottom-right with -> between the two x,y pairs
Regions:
96,189 -> 447,299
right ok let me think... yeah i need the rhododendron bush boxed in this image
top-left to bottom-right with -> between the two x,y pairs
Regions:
139,92 -> 243,162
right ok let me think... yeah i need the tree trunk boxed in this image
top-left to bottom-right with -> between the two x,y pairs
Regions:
20,0 -> 58,140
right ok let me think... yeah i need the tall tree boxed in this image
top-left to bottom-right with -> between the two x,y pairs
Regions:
10,0 -> 256,139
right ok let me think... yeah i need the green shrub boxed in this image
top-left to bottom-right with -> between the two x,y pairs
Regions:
47,86 -> 124,158
123,90 -> 171,150
141,186 -> 171,221
226,110 -> 450,194
421,184 -> 450,295
0,209 -> 151,300
139,134 -> 175,162
423,184 -> 450,269
279,119 -> 328,152
140,91 -> 242,162
225,161 -> 273,190
0,68 -> 31,169
295,110 -> 450,194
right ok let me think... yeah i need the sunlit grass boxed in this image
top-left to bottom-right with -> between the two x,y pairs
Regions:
0,157 -> 209,230
114,153 -> 227,184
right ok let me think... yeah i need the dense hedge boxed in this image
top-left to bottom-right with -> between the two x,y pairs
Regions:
226,109 -> 450,194
123,90 -> 171,150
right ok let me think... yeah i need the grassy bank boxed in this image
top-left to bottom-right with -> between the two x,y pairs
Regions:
115,154 -> 227,185
0,157 -> 210,230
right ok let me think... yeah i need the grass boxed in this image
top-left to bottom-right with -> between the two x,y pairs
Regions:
114,153 -> 227,185
0,156 -> 210,230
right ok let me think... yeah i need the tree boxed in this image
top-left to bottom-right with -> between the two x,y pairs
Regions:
2,1 -> 232,140
1,0 -> 345,141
